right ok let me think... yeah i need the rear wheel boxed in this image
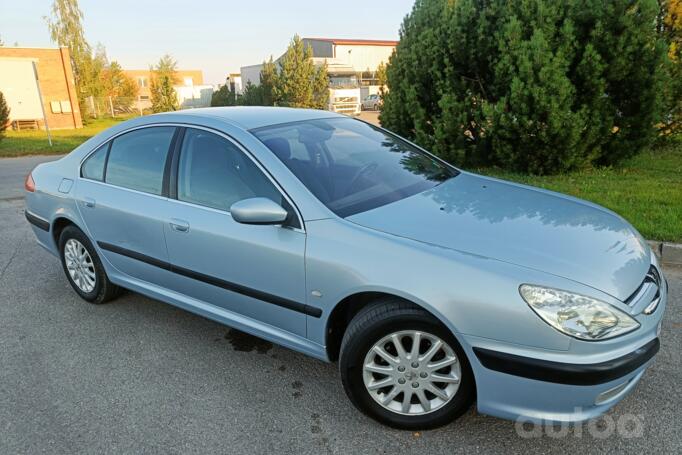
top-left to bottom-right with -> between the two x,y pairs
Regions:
59,225 -> 121,304
339,299 -> 475,429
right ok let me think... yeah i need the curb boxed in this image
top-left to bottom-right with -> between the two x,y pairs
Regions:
647,241 -> 682,267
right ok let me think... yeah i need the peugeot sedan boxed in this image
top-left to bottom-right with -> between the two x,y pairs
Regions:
24,107 -> 666,429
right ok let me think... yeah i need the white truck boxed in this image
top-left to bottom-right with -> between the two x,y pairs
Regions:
328,87 -> 361,116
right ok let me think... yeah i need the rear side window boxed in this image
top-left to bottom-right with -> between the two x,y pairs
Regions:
105,127 -> 175,195
81,144 -> 108,181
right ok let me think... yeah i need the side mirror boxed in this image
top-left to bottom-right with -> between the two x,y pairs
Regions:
230,197 -> 289,225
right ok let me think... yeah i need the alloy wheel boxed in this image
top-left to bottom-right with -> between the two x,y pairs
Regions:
362,330 -> 461,415
64,238 -> 96,293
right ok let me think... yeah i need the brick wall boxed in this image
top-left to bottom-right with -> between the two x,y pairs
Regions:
0,47 -> 83,129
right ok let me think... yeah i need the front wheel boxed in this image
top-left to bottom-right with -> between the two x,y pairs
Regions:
339,299 -> 475,429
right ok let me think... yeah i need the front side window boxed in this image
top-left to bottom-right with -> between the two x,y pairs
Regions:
254,118 -> 458,217
81,143 -> 108,181
105,127 -> 175,195
177,128 -> 282,212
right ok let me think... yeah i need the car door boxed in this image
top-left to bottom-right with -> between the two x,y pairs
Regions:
75,126 -> 177,287
163,127 -> 308,336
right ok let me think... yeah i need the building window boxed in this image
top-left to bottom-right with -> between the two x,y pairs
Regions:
139,95 -> 150,101
329,75 -> 358,88
183,77 -> 193,86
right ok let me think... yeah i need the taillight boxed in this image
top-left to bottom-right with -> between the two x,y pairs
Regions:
24,173 -> 35,192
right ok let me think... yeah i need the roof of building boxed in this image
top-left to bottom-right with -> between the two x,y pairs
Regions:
0,46 -> 64,51
122,69 -> 203,74
303,37 -> 398,46
159,106 -> 344,130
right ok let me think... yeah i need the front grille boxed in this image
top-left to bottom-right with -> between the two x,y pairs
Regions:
624,265 -> 661,307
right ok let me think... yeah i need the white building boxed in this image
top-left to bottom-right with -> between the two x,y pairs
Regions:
241,37 -> 397,115
175,84 -> 214,109
226,73 -> 243,95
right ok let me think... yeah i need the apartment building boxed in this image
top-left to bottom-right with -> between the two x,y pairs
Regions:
123,69 -> 205,110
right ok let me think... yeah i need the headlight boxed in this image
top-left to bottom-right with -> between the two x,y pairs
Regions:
519,285 -> 640,340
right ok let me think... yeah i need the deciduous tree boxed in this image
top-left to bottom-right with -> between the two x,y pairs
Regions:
100,61 -> 138,110
45,0 -> 94,113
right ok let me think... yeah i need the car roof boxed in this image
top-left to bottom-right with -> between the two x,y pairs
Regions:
156,106 -> 346,130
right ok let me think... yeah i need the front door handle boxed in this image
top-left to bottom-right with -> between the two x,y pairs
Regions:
82,197 -> 96,208
169,218 -> 190,233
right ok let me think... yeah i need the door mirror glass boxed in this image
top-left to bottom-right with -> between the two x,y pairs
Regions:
230,197 -> 289,225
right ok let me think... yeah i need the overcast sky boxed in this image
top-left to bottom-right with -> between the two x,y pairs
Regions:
1,0 -> 415,84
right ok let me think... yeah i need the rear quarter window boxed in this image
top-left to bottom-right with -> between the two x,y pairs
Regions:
81,144 -> 108,181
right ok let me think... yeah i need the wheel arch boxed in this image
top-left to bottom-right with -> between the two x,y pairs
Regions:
51,215 -> 85,249
325,290 -> 463,362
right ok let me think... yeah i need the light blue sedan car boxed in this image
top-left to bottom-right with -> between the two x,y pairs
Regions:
24,107 -> 666,429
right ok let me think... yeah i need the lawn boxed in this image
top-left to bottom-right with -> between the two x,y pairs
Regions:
0,117 -> 129,157
1,118 -> 680,242
474,140 -> 682,242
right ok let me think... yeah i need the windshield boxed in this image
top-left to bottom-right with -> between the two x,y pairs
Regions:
253,117 -> 458,217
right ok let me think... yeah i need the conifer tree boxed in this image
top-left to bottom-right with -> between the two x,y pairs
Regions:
381,0 -> 668,174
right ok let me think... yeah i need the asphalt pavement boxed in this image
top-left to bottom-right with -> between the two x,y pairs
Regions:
1,155 -> 680,454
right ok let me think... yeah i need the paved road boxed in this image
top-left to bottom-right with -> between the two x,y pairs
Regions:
1,156 -> 681,454
358,111 -> 380,126
0,155 -> 60,201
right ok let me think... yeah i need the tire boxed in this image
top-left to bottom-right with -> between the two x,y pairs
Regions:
339,298 -> 475,430
59,225 -> 121,304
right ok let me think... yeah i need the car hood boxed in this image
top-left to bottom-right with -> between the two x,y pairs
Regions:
347,173 -> 650,301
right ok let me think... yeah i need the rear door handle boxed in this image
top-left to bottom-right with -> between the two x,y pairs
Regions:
169,218 -> 190,233
82,197 -> 96,208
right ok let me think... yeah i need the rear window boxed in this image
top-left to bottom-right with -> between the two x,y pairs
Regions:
105,127 -> 175,195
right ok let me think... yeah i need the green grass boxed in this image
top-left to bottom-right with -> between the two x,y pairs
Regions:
0,117 -> 130,157
473,140 -> 682,242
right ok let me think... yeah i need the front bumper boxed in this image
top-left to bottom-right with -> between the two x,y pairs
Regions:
473,359 -> 650,424
464,271 -> 667,424
469,339 -> 658,424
